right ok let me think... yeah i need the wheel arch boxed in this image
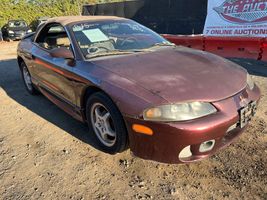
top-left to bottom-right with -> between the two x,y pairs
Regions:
81,85 -> 124,121
81,86 -> 106,120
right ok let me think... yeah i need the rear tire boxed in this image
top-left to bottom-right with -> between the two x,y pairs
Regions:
86,92 -> 128,154
20,61 -> 38,95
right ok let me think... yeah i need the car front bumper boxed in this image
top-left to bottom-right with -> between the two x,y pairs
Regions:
124,85 -> 261,164
8,32 -> 25,40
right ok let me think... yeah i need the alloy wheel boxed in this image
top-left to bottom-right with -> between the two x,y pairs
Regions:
90,103 -> 117,147
22,65 -> 33,91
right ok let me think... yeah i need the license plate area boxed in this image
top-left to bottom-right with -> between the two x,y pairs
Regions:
239,101 -> 257,128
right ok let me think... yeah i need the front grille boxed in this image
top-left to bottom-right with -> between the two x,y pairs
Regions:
15,31 -> 25,36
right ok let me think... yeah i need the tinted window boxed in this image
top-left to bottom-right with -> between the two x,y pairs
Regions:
9,21 -> 27,28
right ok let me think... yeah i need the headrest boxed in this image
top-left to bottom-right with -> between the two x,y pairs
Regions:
56,37 -> 70,47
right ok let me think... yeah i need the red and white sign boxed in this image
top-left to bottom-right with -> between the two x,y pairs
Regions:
204,0 -> 267,37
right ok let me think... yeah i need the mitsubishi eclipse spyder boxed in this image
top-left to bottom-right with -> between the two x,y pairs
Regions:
17,16 -> 261,164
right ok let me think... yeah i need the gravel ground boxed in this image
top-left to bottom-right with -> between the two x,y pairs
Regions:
0,41 -> 266,200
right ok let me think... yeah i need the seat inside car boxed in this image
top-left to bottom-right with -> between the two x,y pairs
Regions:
56,37 -> 70,48
42,35 -> 70,49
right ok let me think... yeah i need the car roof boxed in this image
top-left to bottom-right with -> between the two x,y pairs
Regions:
47,16 -> 125,26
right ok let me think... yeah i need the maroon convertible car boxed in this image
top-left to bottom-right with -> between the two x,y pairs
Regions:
17,16 -> 260,164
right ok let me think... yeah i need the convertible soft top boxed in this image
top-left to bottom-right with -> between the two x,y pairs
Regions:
47,16 -> 124,26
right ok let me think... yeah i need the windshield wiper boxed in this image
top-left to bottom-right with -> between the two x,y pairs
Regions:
86,49 -> 149,59
150,42 -> 175,48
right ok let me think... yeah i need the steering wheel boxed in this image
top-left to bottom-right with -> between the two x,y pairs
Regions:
120,37 -> 138,46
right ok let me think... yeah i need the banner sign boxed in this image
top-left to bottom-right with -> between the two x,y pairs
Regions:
204,0 -> 267,37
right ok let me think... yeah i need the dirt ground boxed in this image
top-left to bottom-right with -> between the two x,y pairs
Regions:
0,41 -> 266,200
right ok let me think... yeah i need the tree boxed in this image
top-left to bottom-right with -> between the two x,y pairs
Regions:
0,0 -> 126,28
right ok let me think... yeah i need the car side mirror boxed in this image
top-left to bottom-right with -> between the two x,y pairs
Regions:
50,47 -> 74,60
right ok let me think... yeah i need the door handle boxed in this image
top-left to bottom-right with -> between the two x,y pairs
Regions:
31,54 -> 36,60
65,76 -> 74,82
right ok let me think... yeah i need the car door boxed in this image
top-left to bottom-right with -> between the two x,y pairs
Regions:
31,23 -> 77,106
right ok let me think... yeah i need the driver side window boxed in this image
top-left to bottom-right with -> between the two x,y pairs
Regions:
35,23 -> 71,50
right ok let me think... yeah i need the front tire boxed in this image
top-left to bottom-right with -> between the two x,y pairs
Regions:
86,92 -> 128,154
20,61 -> 38,95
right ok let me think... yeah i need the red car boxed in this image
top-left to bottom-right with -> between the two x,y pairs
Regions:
17,16 -> 261,164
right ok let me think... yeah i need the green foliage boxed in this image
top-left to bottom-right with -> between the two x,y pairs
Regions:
0,0 -> 126,28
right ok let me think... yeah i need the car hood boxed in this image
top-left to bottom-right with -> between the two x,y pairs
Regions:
91,46 -> 247,103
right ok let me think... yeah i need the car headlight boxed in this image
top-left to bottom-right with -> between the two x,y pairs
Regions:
247,73 -> 254,90
27,29 -> 32,33
8,30 -> 14,34
143,102 -> 217,122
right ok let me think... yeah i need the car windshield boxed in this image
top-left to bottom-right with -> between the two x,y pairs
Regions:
72,20 -> 173,59
9,20 -> 27,28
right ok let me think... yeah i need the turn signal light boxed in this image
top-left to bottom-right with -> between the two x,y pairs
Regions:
132,124 -> 153,136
